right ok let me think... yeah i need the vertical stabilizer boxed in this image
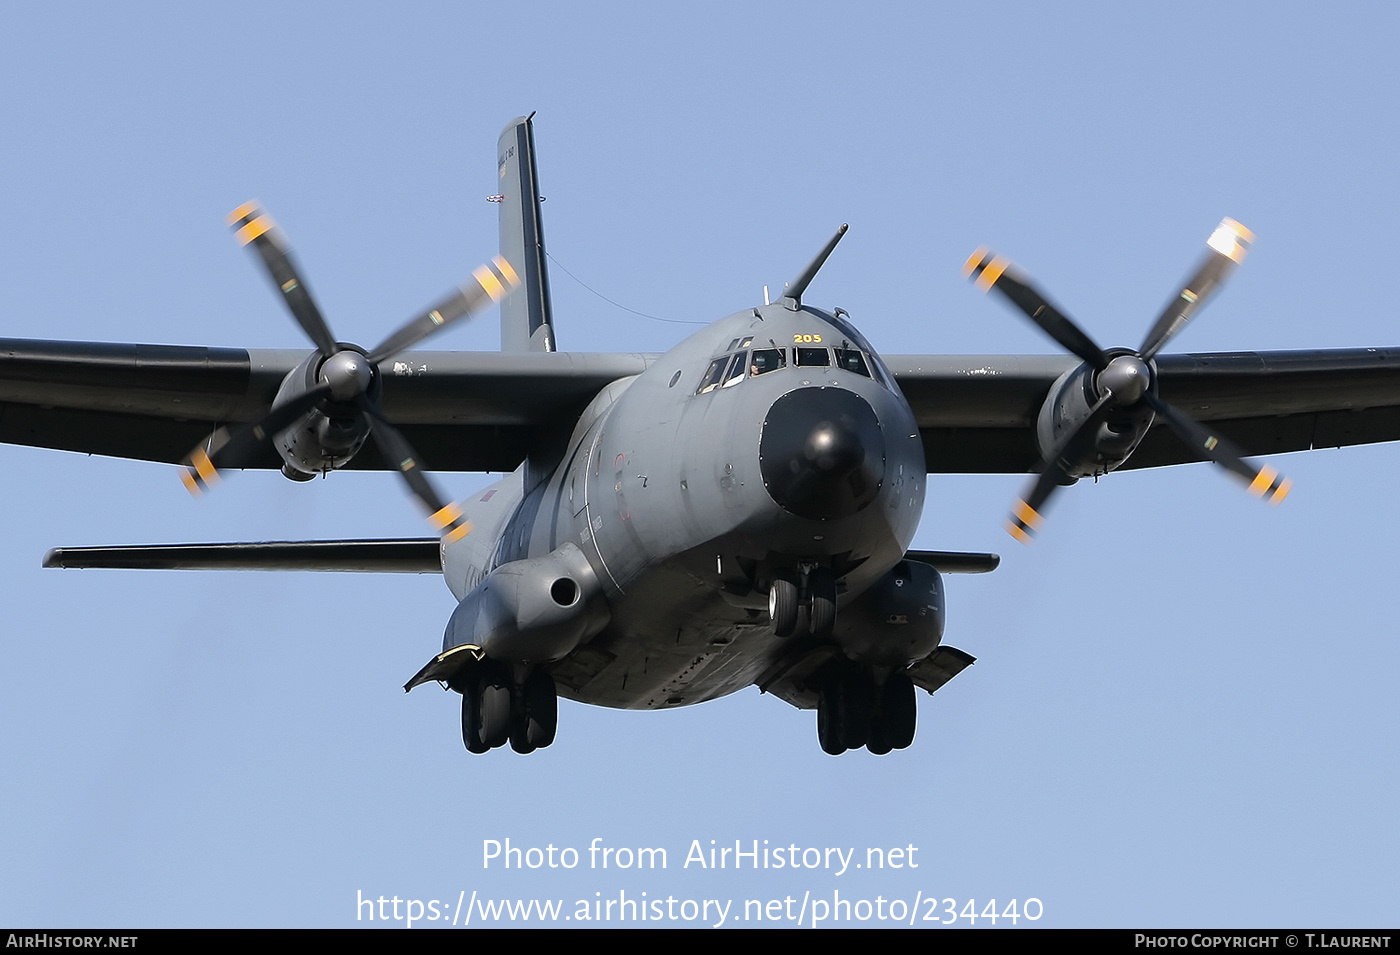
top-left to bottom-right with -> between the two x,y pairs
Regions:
496,114 -> 555,352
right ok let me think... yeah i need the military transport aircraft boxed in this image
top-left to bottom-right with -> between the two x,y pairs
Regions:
11,116 -> 1400,756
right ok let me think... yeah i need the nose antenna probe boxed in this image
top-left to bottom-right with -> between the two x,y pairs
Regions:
780,223 -> 848,309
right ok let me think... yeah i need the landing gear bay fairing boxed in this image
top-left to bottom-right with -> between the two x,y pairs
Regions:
18,117 -> 1400,755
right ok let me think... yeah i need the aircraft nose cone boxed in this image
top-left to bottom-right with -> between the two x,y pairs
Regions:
805,421 -> 864,474
760,387 -> 885,520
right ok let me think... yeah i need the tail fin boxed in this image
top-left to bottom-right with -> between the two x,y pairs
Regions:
495,114 -> 555,352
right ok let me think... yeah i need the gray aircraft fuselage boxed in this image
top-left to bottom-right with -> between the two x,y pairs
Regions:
443,301 -> 926,710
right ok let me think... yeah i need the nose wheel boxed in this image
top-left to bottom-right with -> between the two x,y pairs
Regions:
806,568 -> 836,638
769,571 -> 800,637
768,567 -> 838,638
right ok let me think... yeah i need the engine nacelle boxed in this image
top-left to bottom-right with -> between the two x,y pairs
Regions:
1035,357 -> 1156,479
271,350 -> 376,478
443,542 -> 610,664
833,560 -> 945,666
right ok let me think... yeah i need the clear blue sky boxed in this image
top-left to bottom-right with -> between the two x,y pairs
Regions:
2,2 -> 1397,928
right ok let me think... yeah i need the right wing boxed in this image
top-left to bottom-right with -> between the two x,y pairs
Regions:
0,339 -> 653,473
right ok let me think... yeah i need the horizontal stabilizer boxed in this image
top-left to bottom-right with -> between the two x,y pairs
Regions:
43,539 -> 441,573
903,550 -> 1000,573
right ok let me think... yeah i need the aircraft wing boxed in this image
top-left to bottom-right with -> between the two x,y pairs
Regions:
0,340 -> 653,473
5,339 -> 1400,476
887,348 -> 1400,473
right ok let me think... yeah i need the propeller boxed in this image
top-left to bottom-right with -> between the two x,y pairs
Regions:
180,201 -> 520,542
963,218 -> 1290,544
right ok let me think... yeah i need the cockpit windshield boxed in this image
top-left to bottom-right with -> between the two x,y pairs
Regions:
834,347 -> 870,377
693,339 -> 889,394
750,348 -> 785,375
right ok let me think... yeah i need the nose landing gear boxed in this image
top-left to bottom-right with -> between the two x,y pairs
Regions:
768,566 -> 839,638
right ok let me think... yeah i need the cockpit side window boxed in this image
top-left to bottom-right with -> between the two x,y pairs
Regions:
695,357 -> 728,395
867,354 -> 895,390
722,351 -> 748,387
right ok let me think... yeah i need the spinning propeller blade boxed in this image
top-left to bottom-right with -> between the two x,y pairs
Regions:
1144,393 -> 1290,503
367,256 -> 519,365
963,248 -> 1109,371
1006,391 -> 1116,543
179,384 -> 333,494
360,399 -> 473,542
1139,218 -> 1253,361
227,202 -> 340,357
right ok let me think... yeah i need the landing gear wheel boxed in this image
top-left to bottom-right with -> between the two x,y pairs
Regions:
477,668 -> 511,750
461,682 -> 489,754
769,571 -> 799,637
510,668 -> 558,753
807,567 -> 837,638
836,665 -> 874,751
882,670 -> 917,750
866,717 -> 893,755
509,728 -> 537,754
816,680 -> 846,755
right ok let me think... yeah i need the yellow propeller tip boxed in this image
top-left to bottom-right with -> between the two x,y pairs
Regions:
1006,521 -> 1035,545
961,247 -> 990,278
226,201 -> 262,226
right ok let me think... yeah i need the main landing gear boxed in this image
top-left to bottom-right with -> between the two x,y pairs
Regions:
459,663 -> 558,755
816,662 -> 916,756
769,567 -> 838,639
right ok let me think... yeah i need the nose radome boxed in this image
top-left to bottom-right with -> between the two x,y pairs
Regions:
760,388 -> 885,520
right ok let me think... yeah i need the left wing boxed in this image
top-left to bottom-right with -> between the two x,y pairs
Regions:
887,348 -> 1400,473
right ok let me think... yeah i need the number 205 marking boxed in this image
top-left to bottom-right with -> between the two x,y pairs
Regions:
793,333 -> 823,343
